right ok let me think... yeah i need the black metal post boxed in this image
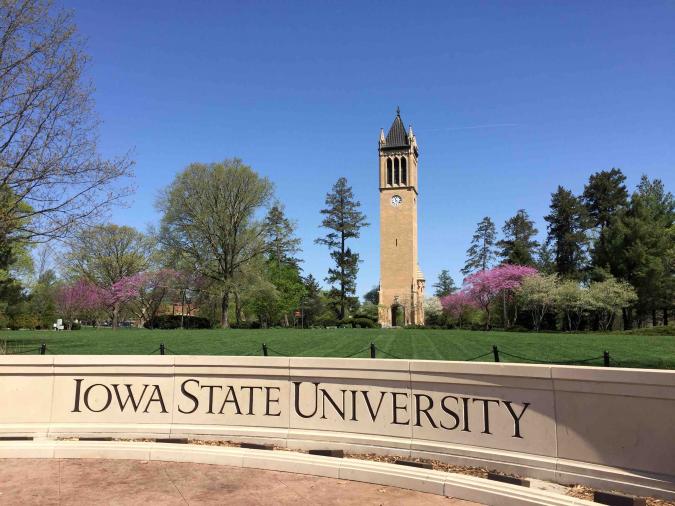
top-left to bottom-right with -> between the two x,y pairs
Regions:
370,342 -> 376,359
492,345 -> 500,362
262,343 -> 268,356
159,343 -> 165,355
40,343 -> 46,355
603,350 -> 610,367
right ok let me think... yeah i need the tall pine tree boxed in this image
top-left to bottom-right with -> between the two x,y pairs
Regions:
497,209 -> 539,265
433,270 -> 456,297
264,203 -> 302,266
461,217 -> 496,276
544,186 -> 588,278
315,177 -> 369,320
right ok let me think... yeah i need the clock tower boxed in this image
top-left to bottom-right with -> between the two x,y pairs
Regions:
378,108 -> 425,327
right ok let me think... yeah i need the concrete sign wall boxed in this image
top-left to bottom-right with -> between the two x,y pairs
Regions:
1,355 -> 674,498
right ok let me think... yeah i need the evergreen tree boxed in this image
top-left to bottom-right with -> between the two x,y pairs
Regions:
363,286 -> 379,305
544,187 -> 588,278
534,242 -> 556,274
461,217 -> 496,276
596,177 -> 674,327
583,169 -> 628,232
497,209 -> 539,265
315,177 -> 369,320
301,274 -> 324,327
433,270 -> 456,297
264,203 -> 302,266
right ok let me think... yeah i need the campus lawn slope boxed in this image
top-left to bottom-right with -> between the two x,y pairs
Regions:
2,328 -> 674,370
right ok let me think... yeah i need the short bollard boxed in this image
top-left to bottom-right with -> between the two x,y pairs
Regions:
40,343 -> 46,355
159,343 -> 165,355
370,342 -> 376,358
603,350 -> 610,367
262,343 -> 268,356
492,345 -> 500,362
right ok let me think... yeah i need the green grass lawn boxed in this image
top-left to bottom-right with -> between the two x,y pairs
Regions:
1,327 -> 674,369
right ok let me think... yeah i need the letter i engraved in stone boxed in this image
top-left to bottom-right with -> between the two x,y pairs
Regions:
72,378 -> 84,412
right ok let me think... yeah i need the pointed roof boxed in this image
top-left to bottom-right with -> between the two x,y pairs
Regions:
384,107 -> 410,148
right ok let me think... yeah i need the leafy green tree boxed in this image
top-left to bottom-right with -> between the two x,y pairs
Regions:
267,260 -> 306,326
461,217 -> 496,276
544,186 -> 588,278
300,274 -> 325,327
518,273 -> 559,331
315,177 -> 369,320
65,224 -> 151,328
433,270 -> 456,297
28,269 -> 59,328
497,210 -> 539,266
556,279 -> 592,332
157,159 -> 274,327
587,276 -> 637,331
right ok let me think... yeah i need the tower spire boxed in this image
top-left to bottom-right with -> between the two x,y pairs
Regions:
396,106 -> 400,116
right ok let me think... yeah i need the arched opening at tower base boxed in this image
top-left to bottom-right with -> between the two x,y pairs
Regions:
391,304 -> 404,327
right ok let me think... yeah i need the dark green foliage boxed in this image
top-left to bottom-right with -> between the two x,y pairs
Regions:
315,177 -> 369,319
497,210 -> 539,266
462,217 -> 496,275
363,286 -> 379,304
583,169 -> 628,231
433,270 -> 456,297
264,204 -> 302,266
350,317 -> 377,328
545,186 -> 589,278
144,315 -> 212,329
594,180 -> 674,328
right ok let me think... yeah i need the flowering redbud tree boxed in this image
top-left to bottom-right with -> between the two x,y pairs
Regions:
56,280 -> 103,329
463,264 -> 538,329
440,291 -> 478,328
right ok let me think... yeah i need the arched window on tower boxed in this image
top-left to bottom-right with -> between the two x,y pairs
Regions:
394,157 -> 400,185
401,157 -> 407,185
386,158 -> 392,186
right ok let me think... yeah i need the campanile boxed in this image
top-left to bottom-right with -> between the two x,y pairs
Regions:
378,109 -> 425,327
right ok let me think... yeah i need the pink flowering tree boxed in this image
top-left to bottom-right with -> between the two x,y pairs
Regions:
97,275 -> 144,328
127,269 -> 180,327
56,280 -> 103,329
440,291 -> 478,328
463,264 -> 538,329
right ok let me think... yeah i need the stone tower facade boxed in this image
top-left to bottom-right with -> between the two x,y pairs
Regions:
378,109 -> 425,327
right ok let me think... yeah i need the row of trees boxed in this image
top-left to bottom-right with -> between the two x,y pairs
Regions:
2,161 -> 372,330
437,265 -> 637,332
450,170 -> 673,329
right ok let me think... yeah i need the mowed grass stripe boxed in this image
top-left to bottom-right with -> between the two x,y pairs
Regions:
0,328 -> 673,369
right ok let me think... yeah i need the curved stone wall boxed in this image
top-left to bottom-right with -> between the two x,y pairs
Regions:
1,355 -> 673,499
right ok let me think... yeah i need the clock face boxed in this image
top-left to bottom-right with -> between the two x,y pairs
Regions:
391,195 -> 402,207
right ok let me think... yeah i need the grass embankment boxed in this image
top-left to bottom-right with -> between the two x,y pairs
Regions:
1,327 -> 674,369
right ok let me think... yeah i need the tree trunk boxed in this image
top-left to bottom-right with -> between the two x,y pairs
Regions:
340,233 -> 346,320
652,309 -> 657,327
622,308 -> 633,330
234,291 -> 242,326
180,290 -> 185,329
664,308 -> 669,326
502,293 -> 509,328
220,291 -> 230,328
112,302 -> 120,329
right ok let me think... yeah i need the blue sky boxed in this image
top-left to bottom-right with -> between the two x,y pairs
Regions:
63,0 -> 674,297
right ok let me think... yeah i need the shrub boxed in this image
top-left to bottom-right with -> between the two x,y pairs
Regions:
230,321 -> 262,329
351,317 -> 377,329
144,315 -> 212,329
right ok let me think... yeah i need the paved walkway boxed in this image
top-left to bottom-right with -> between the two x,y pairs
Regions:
0,459 -> 482,505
